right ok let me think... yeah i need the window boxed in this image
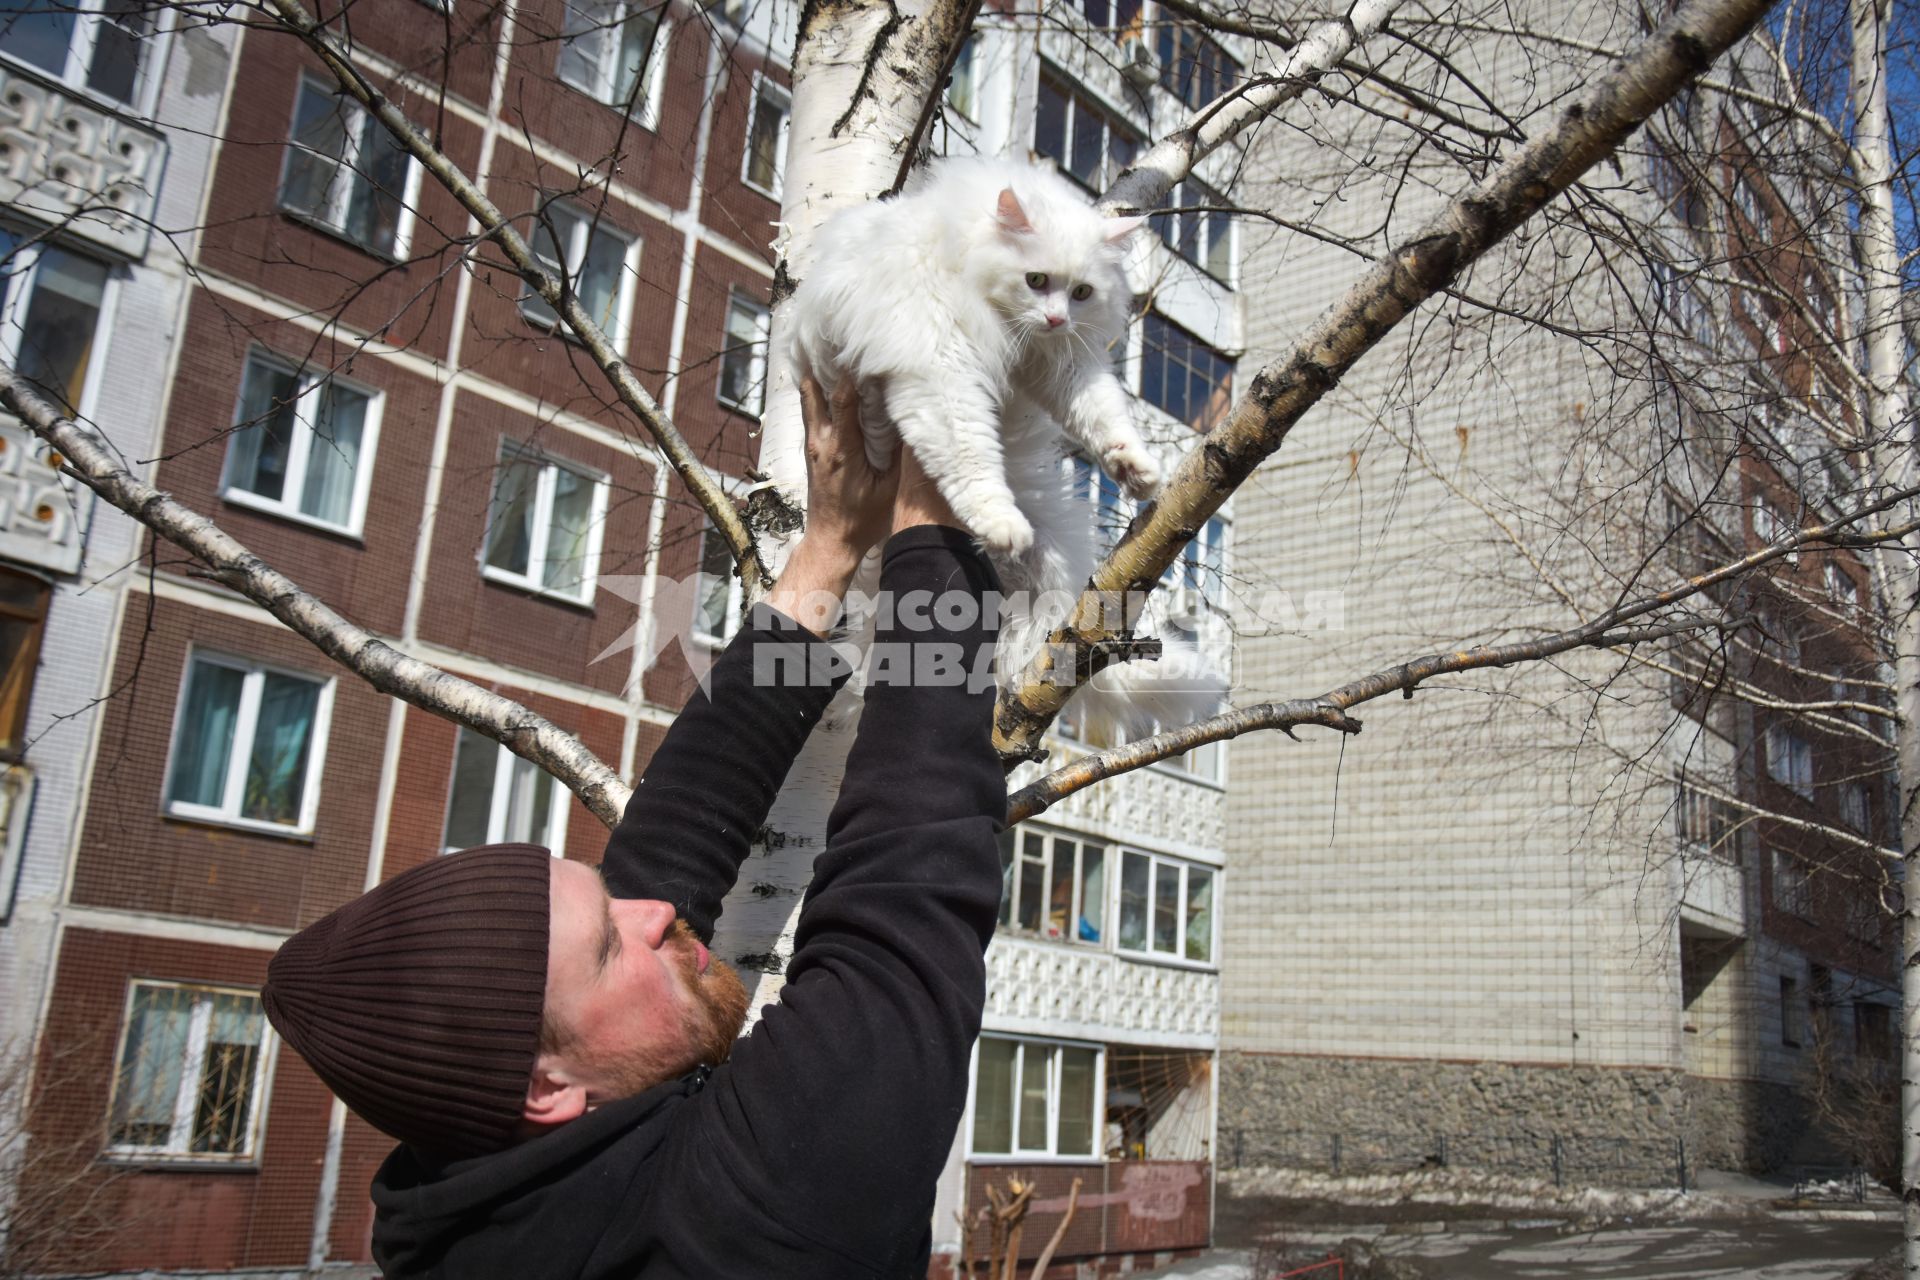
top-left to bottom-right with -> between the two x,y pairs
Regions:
1151,178 -> 1233,285
0,230 -> 111,417
221,351 -> 379,534
1673,778 -> 1738,860
1117,848 -> 1215,963
481,442 -> 608,603
0,567 -> 49,760
1156,20 -> 1236,111
1140,313 -> 1233,432
970,1035 -> 1100,1158
442,727 -> 570,853
1076,0 -> 1143,37
1840,781 -> 1872,834
1763,725 -> 1814,800
106,982 -> 270,1161
1751,493 -> 1786,545
1033,72 -> 1139,192
947,34 -> 977,119
996,827 -> 1107,945
280,78 -> 418,259
1779,974 -> 1803,1046
717,290 -> 770,415
520,201 -> 638,343
743,75 -> 790,198
692,524 -> 742,647
1162,514 -> 1226,605
1771,847 -> 1813,919
1855,1002 -> 1893,1058
1733,171 -> 1765,230
1826,561 -> 1860,616
558,0 -> 666,120
165,654 -> 333,833
0,0 -> 151,103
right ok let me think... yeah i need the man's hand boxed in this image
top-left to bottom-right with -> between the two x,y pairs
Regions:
891,444 -> 961,536
763,378 -> 900,634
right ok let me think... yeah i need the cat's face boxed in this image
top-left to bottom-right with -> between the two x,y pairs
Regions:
982,186 -> 1142,348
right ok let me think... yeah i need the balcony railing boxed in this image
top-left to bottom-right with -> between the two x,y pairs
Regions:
0,58 -> 166,260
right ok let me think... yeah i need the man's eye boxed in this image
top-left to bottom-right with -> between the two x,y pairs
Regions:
1071,283 -> 1093,301
1026,272 -> 1049,290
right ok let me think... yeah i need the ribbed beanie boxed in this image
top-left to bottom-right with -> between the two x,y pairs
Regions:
262,842 -> 551,1160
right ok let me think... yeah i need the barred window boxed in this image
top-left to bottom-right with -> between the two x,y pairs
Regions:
1156,20 -> 1235,111
1140,312 -> 1233,432
970,1034 -> 1100,1158
107,982 -> 270,1161
996,826 -> 1107,946
1034,72 -> 1139,192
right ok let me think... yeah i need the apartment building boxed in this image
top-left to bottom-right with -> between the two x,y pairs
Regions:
1222,4 -> 1898,1184
0,0 -> 1245,1273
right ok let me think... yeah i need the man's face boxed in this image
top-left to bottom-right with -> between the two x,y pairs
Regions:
540,858 -> 750,1105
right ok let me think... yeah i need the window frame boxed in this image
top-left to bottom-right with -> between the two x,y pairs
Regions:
716,288 -> 771,417
1763,724 -> 1815,800
555,0 -> 670,127
741,73 -> 792,200
479,441 -> 611,606
1155,15 -> 1238,112
995,825 -> 1110,948
161,651 -> 336,837
1152,177 -> 1236,288
1137,310 -> 1235,433
691,522 -> 745,648
218,348 -> 383,537
1033,68 -> 1141,195
0,0 -> 161,109
518,200 -> 642,351
440,726 -> 572,855
0,566 -> 51,762
103,979 -> 275,1166
277,74 -> 423,261
966,1033 -> 1105,1162
1770,846 -> 1814,921
0,230 -> 116,422
1115,846 -> 1219,967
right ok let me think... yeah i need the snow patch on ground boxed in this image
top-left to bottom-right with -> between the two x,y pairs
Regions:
1222,1166 -> 1780,1222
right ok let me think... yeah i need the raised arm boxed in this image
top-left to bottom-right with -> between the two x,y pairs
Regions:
655,459 -> 1009,1276
599,381 -> 898,937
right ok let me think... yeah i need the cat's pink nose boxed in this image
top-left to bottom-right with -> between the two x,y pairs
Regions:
1045,314 -> 1065,328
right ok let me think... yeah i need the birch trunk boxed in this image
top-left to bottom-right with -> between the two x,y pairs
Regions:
1846,0 -> 1918,1266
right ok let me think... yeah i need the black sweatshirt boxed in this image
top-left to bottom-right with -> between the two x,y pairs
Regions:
368,527 -> 1006,1279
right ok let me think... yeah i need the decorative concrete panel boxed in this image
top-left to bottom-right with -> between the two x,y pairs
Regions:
985,935 -> 1219,1048
0,416 -> 86,573
0,63 -> 166,260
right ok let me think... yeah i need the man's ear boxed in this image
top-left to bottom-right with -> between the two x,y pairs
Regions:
522,1052 -> 589,1129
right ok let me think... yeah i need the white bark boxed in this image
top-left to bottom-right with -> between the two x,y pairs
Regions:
0,367 -> 632,828
1846,0 -> 1919,1264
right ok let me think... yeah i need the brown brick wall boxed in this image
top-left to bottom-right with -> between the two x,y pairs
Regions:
19,929 -> 326,1273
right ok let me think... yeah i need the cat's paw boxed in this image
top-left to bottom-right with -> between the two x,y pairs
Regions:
972,507 -> 1035,556
1104,442 -> 1162,499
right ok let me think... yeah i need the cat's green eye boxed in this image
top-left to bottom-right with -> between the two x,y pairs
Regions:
1071,283 -> 1093,301
1026,272 -> 1049,290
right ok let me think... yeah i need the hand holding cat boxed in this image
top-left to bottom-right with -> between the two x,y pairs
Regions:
798,375 -> 900,556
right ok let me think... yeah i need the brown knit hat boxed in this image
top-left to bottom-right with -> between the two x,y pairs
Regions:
262,842 -> 551,1160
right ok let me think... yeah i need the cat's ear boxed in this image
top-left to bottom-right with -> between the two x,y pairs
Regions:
996,188 -> 1035,236
1104,215 -> 1147,244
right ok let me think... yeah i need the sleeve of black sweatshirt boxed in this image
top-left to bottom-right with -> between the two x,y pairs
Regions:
598,607 -> 849,939
662,526 -> 1005,1276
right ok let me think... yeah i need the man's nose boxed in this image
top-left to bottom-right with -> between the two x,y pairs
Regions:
620,898 -> 677,948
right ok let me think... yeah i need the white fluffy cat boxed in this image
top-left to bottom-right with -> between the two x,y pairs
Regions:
787,156 -> 1225,738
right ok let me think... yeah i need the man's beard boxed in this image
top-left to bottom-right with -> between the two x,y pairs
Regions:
592,919 -> 751,1099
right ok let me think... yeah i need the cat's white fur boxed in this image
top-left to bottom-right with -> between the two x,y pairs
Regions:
788,156 -> 1225,737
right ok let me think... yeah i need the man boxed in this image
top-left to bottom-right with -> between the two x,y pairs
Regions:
260,380 -> 1006,1278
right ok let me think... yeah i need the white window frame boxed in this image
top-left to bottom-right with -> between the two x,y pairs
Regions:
741,73 -> 791,199
965,1033 -> 1105,1162
518,201 -> 641,352
691,523 -> 744,648
1826,561 -> 1860,616
0,0 -> 162,110
716,289 -> 771,416
1763,724 -> 1815,800
556,0 -> 670,127
103,980 -> 275,1165
219,349 -> 383,537
480,443 -> 611,606
162,651 -> 336,836
996,826 -> 1109,947
278,75 -> 422,260
0,232 -> 117,424
441,728 -> 571,854
1158,177 -> 1236,288
1116,847 -> 1219,967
